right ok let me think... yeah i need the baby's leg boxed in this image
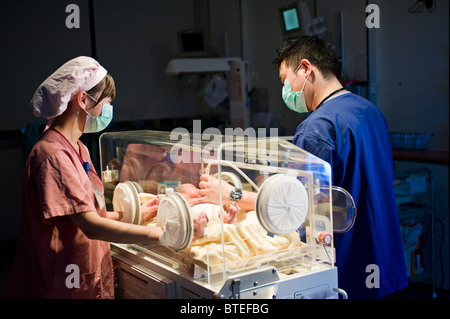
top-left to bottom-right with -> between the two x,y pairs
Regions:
223,203 -> 239,224
192,212 -> 208,240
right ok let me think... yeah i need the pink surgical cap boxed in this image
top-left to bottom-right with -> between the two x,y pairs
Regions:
31,56 -> 107,119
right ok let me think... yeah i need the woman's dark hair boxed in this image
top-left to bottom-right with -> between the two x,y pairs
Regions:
273,36 -> 341,80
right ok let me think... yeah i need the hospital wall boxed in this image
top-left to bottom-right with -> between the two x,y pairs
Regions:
0,1 -> 448,144
0,0 -> 205,271
0,0 -> 448,292
0,0 -> 201,131
367,0 -> 449,291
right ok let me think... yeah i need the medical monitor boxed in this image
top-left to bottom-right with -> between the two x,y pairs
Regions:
279,3 -> 302,39
177,29 -> 208,57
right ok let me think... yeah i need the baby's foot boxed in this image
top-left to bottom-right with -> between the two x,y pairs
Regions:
192,212 -> 208,240
223,203 -> 239,224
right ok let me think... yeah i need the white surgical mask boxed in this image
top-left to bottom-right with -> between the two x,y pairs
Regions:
282,66 -> 309,113
84,94 -> 113,133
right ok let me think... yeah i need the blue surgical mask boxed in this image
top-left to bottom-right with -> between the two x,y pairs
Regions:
84,103 -> 113,133
282,67 -> 309,113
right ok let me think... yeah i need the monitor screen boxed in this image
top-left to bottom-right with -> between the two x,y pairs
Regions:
279,3 -> 302,38
177,29 -> 208,57
283,8 -> 300,31
180,32 -> 204,52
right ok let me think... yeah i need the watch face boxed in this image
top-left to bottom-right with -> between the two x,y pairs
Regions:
230,188 -> 243,202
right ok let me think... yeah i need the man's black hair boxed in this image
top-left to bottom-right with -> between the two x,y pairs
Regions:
273,36 -> 342,80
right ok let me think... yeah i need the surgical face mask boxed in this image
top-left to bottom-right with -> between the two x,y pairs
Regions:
84,96 -> 113,133
282,67 -> 309,113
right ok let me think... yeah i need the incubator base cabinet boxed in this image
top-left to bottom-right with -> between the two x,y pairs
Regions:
99,130 -> 354,299
111,245 -> 339,299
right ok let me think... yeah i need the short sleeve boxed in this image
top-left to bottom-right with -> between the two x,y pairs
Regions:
294,131 -> 334,165
37,152 -> 96,221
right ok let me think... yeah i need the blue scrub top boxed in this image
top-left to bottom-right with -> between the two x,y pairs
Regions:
293,92 -> 408,298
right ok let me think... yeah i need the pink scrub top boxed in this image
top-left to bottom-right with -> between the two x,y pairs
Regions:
5,128 -> 114,299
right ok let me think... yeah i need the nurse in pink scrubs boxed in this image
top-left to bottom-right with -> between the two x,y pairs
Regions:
5,57 -> 163,299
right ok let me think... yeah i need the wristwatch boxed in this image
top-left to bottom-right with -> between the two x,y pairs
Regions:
230,188 -> 243,204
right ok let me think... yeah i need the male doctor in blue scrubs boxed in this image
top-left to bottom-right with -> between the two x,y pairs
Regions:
273,36 -> 408,298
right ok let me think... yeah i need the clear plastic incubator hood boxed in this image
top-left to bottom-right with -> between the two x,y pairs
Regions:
99,130 -> 355,299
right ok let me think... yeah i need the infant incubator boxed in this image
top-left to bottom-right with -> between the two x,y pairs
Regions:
99,130 -> 355,299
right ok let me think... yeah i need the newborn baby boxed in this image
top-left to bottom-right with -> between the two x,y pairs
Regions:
179,183 -> 240,240
140,182 -> 302,268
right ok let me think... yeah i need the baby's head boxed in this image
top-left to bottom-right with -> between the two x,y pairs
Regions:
179,183 -> 200,200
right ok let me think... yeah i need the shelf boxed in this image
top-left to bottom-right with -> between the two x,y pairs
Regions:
408,271 -> 433,283
392,149 -> 449,165
394,168 -> 434,287
398,207 -> 431,221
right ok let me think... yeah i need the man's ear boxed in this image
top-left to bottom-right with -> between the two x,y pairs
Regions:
300,59 -> 313,77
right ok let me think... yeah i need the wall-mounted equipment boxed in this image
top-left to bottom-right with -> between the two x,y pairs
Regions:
164,58 -> 230,75
408,0 -> 436,13
279,3 -> 302,39
177,29 -> 209,57
279,1 -> 327,40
